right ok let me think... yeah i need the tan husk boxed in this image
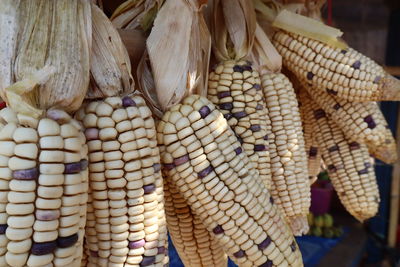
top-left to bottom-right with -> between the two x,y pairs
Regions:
88,4 -> 133,99
146,0 -> 210,111
13,0 -> 91,113
0,0 -> 20,96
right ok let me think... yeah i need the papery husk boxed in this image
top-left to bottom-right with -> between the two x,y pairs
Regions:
111,0 -> 164,32
88,4 -> 133,99
211,0 -> 256,61
0,0 -> 20,96
13,0 -> 91,113
146,0 -> 211,111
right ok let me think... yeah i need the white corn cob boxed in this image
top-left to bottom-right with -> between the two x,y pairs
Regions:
158,95 -> 303,267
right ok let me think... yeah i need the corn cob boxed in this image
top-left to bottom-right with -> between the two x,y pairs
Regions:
299,90 -> 380,221
208,60 -> 272,190
76,95 -> 168,267
0,107 -> 88,267
259,72 -> 310,235
158,95 -> 303,267
272,30 -> 400,102
163,170 -> 227,267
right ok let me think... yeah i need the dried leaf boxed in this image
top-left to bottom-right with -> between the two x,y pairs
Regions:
88,4 -> 133,99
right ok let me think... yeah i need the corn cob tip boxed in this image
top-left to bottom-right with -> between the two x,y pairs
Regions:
289,215 -> 309,236
380,74 -> 400,101
371,143 -> 398,164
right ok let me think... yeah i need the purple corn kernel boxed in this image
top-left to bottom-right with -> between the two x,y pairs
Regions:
374,76 -> 382,84
36,210 -> 60,221
341,49 -> 348,54
270,196 -> 274,204
173,154 -> 190,166
165,248 -> 169,256
253,84 -> 261,90
250,125 -> 261,132
365,162 -> 372,168
57,233 -> 78,248
90,250 -> 98,257
234,147 -> 242,155
140,256 -> 156,266
219,103 -> 233,110
333,103 -> 342,110
157,246 -> 166,254
352,60 -> 361,69
314,109 -> 326,119
31,241 -> 57,255
263,135 -> 269,141
233,111 -> 247,119
256,104 -> 264,110
258,237 -> 272,250
259,260 -> 273,267
80,159 -> 88,171
243,65 -> 253,71
153,163 -> 161,172
85,128 -> 99,140
290,242 -> 297,252
254,144 -> 267,151
363,115 -> 373,123
217,91 -> 231,98
0,224 -> 7,234
198,165 -> 213,178
328,145 -> 339,153
129,239 -> 145,249
143,184 -> 156,194
163,163 -> 175,170
349,142 -> 360,150
64,162 -> 81,174
199,106 -> 211,118
309,147 -> 318,157
326,88 -> 338,95
327,164 -> 337,173
306,72 -> 314,80
358,168 -> 368,175
233,65 -> 244,73
12,168 -> 38,180
122,96 -> 136,107
368,121 -> 377,129
213,225 -> 224,234
224,113 -> 233,120
233,250 -> 246,258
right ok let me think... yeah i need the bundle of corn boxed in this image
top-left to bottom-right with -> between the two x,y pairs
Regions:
157,95 -> 303,267
77,4 -> 168,267
298,90 -> 380,221
207,0 -> 273,191
254,0 -> 400,102
0,0 -> 91,265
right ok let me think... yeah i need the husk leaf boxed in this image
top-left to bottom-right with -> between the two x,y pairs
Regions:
212,0 -> 256,61
13,0 -> 91,113
0,0 -> 20,98
88,4 -> 133,99
146,0 -> 211,111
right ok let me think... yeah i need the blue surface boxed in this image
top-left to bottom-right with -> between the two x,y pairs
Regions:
168,230 -> 346,267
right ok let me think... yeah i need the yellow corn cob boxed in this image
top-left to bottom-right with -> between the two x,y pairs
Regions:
273,30 -> 400,102
163,169 -> 227,267
299,90 -> 380,221
76,95 -> 168,267
0,107 -> 88,267
157,95 -> 303,267
298,82 -> 397,164
208,60 -> 272,190
260,72 -> 310,235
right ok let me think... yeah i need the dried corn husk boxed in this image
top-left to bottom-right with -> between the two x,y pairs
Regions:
0,0 -> 20,95
88,4 -> 133,99
12,0 -> 91,113
146,0 -> 211,111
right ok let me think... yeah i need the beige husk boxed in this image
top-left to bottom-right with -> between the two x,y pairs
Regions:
211,0 -> 256,61
12,0 -> 91,113
88,4 -> 134,99
146,0 -> 211,111
0,0 -> 20,95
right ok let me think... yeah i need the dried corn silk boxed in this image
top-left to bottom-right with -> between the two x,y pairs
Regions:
158,95 -> 303,267
260,72 -> 310,235
0,107 -> 88,267
299,90 -> 379,221
76,95 -> 168,267
208,60 -> 272,190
